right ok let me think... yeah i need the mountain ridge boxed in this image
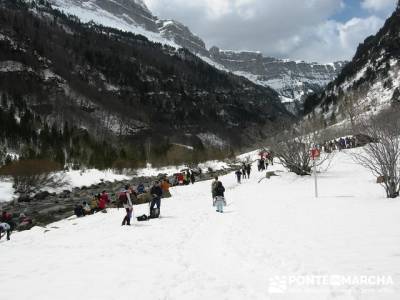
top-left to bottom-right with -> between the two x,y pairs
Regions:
47,0 -> 345,107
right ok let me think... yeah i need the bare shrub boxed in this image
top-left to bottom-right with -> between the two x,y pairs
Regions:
269,122 -> 334,176
352,109 -> 400,198
0,159 -> 65,195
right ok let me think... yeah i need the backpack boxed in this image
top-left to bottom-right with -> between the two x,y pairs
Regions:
216,184 -> 225,195
136,214 -> 149,222
118,192 -> 128,206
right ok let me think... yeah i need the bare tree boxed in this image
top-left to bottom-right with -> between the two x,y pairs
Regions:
268,122 -> 334,176
352,109 -> 400,198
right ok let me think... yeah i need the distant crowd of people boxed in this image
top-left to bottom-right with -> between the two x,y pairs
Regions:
322,136 -> 357,153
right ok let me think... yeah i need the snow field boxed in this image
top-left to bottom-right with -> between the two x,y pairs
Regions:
0,150 -> 399,299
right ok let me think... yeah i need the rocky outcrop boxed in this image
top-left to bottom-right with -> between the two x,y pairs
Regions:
158,19 -> 209,57
210,47 -> 346,106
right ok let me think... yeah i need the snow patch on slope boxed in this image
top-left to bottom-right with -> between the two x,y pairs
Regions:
50,0 -> 178,48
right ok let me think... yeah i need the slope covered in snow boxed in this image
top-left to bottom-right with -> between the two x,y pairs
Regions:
49,0 -> 178,47
1,149 -> 399,299
304,2 -> 400,121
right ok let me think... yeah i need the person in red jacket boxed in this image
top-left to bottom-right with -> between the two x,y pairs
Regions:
100,190 -> 110,204
97,194 -> 107,211
1,211 -> 12,223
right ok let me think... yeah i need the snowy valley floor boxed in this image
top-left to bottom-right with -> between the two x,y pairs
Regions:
1,150 -> 400,300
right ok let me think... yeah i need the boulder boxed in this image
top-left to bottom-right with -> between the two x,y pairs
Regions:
34,191 -> 50,200
18,195 -> 31,203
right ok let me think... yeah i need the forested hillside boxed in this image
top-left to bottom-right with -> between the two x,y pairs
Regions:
0,0 -> 290,169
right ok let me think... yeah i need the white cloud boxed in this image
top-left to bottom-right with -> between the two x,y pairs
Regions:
361,0 -> 397,12
144,0 -> 392,62
287,16 -> 385,63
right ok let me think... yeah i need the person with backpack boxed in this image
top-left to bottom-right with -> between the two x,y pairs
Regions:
150,181 -> 163,218
211,176 -> 219,201
120,185 -> 133,226
214,181 -> 226,213
235,170 -> 242,184
0,222 -> 11,240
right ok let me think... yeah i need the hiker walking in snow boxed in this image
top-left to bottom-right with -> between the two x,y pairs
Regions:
246,163 -> 251,179
214,181 -> 226,213
0,222 -> 11,241
190,171 -> 196,184
242,163 -> 247,179
150,181 -> 163,218
120,185 -> 133,226
235,170 -> 242,184
211,176 -> 220,201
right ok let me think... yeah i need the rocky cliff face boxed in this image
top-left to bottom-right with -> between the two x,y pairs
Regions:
210,47 -> 346,106
157,19 -> 209,57
303,1 -> 400,124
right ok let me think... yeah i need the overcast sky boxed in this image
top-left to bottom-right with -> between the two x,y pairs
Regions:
143,0 -> 397,63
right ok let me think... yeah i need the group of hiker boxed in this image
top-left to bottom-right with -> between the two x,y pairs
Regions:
322,136 -> 357,153
73,177 -> 172,225
235,162 -> 252,183
172,169 -> 199,186
74,190 -> 110,217
0,210 -> 33,241
258,150 -> 274,171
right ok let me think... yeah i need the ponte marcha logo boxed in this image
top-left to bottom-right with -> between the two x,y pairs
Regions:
268,275 -> 395,294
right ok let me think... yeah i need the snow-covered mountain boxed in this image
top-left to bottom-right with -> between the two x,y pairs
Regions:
48,0 -> 344,109
210,47 -> 346,111
304,1 -> 400,123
